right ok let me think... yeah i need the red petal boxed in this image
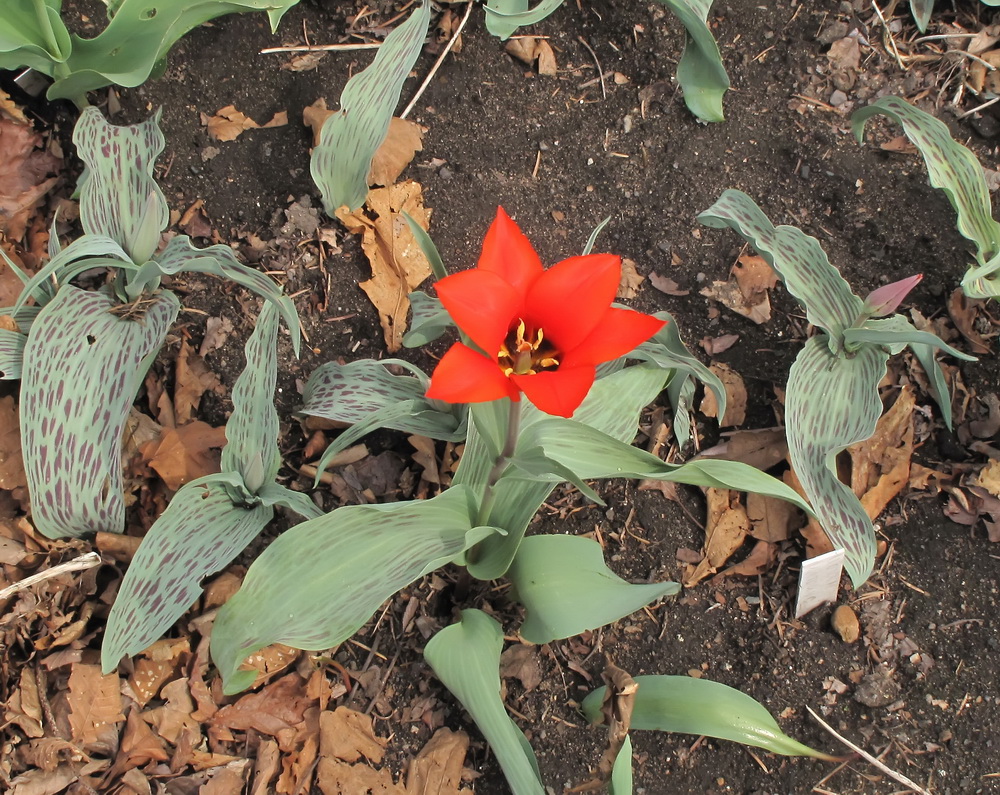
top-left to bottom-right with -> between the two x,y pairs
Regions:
477,208 -> 544,299
511,366 -> 595,418
563,307 -> 666,367
436,269 -> 520,356
524,254 -> 621,351
427,343 -> 518,404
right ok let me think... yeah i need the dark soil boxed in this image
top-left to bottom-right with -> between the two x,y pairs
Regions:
7,0 -> 1000,793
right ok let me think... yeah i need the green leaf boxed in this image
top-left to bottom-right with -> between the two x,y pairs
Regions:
310,2 -> 430,214
852,96 -> 1000,297
150,235 -> 301,355
74,107 -> 169,263
425,610 -> 544,795
0,328 -> 26,379
21,286 -> 179,538
844,323 -> 975,362
484,0 -> 565,40
509,535 -> 679,644
698,190 -> 863,343
654,0 -> 731,122
909,0 -> 934,32
403,290 -> 453,347
102,472 -> 273,672
582,675 -> 830,758
402,212 -> 446,280
211,487 -> 495,694
256,481 -> 323,519
610,735 -> 633,795
0,0 -> 71,75
786,335 -> 888,588
48,1 -> 302,103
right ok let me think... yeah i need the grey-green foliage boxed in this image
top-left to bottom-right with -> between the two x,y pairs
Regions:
698,189 -> 973,587
2,106 -> 300,539
102,304 -> 320,673
853,95 -> 1000,299
0,0 -> 300,106
909,0 -> 1000,33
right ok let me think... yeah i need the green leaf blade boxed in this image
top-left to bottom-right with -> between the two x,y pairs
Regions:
425,610 -> 544,795
655,0 -> 730,122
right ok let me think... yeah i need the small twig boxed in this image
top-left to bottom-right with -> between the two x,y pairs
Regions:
0,552 -> 101,601
260,42 -> 381,54
577,36 -> 606,99
871,1 -> 905,71
806,707 -> 932,795
401,0 -> 475,119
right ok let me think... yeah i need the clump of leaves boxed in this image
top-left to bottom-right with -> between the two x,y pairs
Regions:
0,107 -> 299,539
0,0 -> 301,106
699,189 -> 973,587
853,95 -> 1000,300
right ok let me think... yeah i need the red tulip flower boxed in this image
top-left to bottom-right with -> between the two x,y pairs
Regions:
426,208 -> 666,418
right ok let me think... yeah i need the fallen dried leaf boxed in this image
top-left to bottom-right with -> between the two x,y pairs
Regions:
174,339 -> 223,425
370,118 -> 426,188
684,489 -> 750,586
142,421 -> 228,490
405,728 -> 469,795
699,362 -> 746,427
199,316 -> 236,358
66,663 -> 124,751
505,37 -> 558,75
947,288 -> 990,354
717,538 -> 776,579
0,117 -> 60,241
0,396 -> 26,490
649,271 -> 689,296
202,105 -> 288,142
700,333 -> 739,355
746,491 -> 797,542
321,706 -> 388,764
617,258 -> 644,299
499,644 -> 542,692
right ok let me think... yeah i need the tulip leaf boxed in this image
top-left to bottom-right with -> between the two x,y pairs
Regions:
425,610 -> 544,795
483,0 -> 565,40
74,107 -> 169,263
403,290 -> 453,347
581,675 -> 830,758
786,335 -> 888,588
509,535 -> 679,644
0,329 -> 26,379
211,487 -> 495,694
149,235 -> 301,355
0,1 -> 71,74
102,472 -> 273,672
403,212 -> 446,280
654,0 -> 730,122
311,2 -> 430,214
611,735 -> 633,795
852,95 -> 1000,298
22,286 -> 178,538
698,190 -> 863,343
909,0 -> 934,32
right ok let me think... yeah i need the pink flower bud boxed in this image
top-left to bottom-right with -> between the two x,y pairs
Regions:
862,274 -> 923,317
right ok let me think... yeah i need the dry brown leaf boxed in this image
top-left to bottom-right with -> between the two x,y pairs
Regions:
717,538 -> 776,579
303,97 -> 335,146
699,428 -> 787,471
174,339 -> 223,425
66,663 -> 124,750
700,257 -> 775,324
212,673 -> 310,742
785,466 -> 835,558
200,761 -> 251,794
617,258 -> 644,299
505,37 -> 558,75
499,644 -> 542,692
683,489 -> 750,586
142,678 -> 202,747
0,247 -> 30,306
370,118 -> 426,188
0,88 -> 28,123
880,135 -> 918,154
337,181 -> 432,351
746,491 -> 797,542
0,117 -> 60,242
967,49 -> 1000,94
405,728 -> 470,795
320,706 -> 387,764
826,35 -> 861,71
699,362 -> 746,427
252,738 -> 282,795
699,333 -> 739,355
947,288 -> 990,354
142,421 -> 227,490
570,663 -> 637,792
733,255 -> 778,298
975,459 -> 1000,497
0,396 -> 26,490
202,105 -> 288,142
5,667 -> 44,738
115,709 -> 170,771
178,198 -> 212,239
851,386 -> 915,521
316,757 -> 404,795
282,51 -> 327,71
128,638 -> 190,708
649,271 -> 689,296
7,767 -> 77,795
199,315 -> 236,358
409,435 -> 441,484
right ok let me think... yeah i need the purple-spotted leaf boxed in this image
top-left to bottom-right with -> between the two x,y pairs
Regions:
786,335 -> 888,588
74,107 -> 169,264
425,610 -> 544,795
0,329 -> 26,379
510,535 -> 679,644
698,190 -> 862,343
22,286 -> 179,538
403,290 -> 453,347
101,472 -> 273,672
310,2 -> 431,214
150,235 -> 301,355
211,486 -> 494,694
852,96 -> 1000,298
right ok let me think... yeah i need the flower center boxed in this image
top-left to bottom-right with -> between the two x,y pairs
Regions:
498,319 -> 560,376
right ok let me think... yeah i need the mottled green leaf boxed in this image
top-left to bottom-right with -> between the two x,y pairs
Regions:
149,235 -> 301,355
403,290 -> 453,347
102,472 -> 273,672
484,0 -> 565,40
509,535 -> 679,644
852,96 -> 1000,297
0,328 -> 26,379
310,2 -> 430,214
786,335 -> 888,588
425,610 -> 544,795
698,190 -> 863,343
655,0 -> 730,122
74,107 -> 168,263
211,487 -> 495,694
582,675 -> 830,758
22,286 -> 179,538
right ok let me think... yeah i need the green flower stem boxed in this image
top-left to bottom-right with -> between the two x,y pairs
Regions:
469,398 -> 522,560
33,0 -> 61,57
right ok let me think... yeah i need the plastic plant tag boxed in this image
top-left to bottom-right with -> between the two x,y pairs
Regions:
795,548 -> 846,618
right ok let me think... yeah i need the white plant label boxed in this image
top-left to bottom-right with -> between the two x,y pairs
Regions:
795,548 -> 845,618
